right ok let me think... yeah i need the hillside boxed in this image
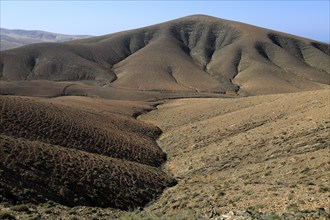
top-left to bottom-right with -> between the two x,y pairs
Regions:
0,96 -> 176,209
0,28 -> 91,51
139,89 -> 330,218
1,15 -> 329,96
1,89 -> 328,219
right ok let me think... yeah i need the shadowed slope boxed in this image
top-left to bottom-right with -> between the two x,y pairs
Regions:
1,14 -> 329,95
0,134 -> 176,209
0,96 -> 176,208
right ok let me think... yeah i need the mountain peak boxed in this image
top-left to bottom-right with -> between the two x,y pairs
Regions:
182,14 -> 216,19
170,14 -> 221,23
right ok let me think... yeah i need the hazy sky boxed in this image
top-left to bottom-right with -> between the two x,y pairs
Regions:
1,1 -> 329,43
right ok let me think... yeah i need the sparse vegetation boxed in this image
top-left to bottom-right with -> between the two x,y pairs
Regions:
11,204 -> 30,212
0,211 -> 16,220
140,89 -> 330,216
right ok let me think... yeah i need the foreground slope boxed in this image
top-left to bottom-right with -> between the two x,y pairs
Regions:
1,15 -> 329,95
0,28 -> 91,51
1,90 -> 329,219
0,96 -> 176,209
140,89 -> 330,215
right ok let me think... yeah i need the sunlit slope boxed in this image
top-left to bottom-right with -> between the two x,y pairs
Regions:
1,15 -> 329,95
139,89 -> 330,213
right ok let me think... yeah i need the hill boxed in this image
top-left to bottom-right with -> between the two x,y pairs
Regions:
0,28 -> 91,51
0,96 -> 176,209
1,15 -> 329,96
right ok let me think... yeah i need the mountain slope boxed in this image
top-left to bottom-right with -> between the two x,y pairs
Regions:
0,15 -> 329,95
0,28 -> 91,51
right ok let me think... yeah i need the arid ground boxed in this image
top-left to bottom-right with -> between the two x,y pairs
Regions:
139,89 -> 330,218
0,14 -> 329,220
1,89 -> 329,219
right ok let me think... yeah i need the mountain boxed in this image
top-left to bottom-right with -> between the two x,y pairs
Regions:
0,28 -> 91,51
1,15 -> 329,96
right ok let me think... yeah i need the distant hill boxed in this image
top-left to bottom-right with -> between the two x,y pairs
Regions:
0,27 -> 91,50
0,15 -> 329,96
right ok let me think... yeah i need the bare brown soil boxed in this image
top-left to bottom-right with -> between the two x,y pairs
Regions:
0,96 -> 165,166
0,96 -> 176,209
0,80 -> 228,102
